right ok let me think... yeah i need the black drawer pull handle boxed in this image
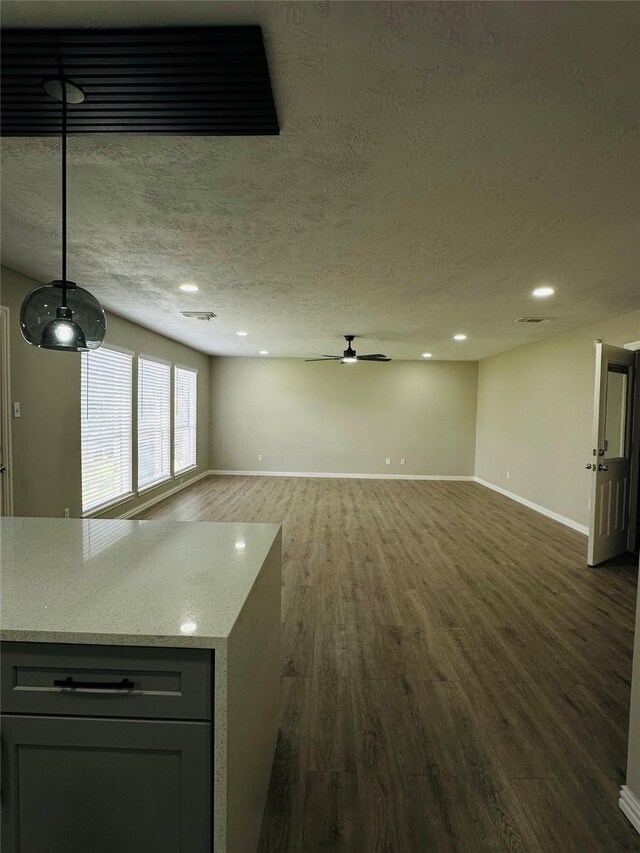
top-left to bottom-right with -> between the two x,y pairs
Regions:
53,677 -> 135,691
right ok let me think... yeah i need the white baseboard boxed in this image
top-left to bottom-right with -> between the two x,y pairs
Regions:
115,470 -> 211,519
209,469 -> 475,481
620,786 -> 640,835
474,477 -> 588,536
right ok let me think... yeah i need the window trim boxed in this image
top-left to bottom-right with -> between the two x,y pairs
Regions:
97,342 -> 135,357
174,465 -> 197,480
137,476 -> 172,497
83,491 -> 136,519
137,352 -> 171,367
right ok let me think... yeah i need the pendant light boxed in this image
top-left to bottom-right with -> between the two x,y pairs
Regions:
20,78 -> 106,352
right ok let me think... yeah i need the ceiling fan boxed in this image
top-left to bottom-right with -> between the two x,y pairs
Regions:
305,335 -> 391,364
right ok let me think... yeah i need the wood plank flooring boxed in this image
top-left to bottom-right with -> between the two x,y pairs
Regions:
136,476 -> 640,852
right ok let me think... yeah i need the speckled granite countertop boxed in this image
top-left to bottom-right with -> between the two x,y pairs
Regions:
0,517 -> 281,648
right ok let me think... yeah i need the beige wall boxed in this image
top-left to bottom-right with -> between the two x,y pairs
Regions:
210,356 -> 478,476
475,310 -> 640,528
1,266 -> 210,519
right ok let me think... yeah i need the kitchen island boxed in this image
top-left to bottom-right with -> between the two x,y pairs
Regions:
0,517 -> 282,853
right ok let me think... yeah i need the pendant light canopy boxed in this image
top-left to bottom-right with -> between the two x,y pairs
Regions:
20,78 -> 106,352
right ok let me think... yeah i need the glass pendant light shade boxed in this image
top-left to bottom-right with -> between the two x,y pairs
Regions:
19,77 -> 107,354
20,280 -> 106,351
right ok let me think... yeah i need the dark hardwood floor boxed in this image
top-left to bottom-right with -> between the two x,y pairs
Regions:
137,475 -> 640,852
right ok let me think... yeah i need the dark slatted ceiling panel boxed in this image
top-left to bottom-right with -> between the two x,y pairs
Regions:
0,26 -> 279,135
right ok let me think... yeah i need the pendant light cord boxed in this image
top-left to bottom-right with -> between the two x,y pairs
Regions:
61,79 -> 67,304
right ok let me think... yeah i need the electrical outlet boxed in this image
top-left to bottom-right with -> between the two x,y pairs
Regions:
506,471 -> 510,479
13,402 -> 21,418
258,453 -> 263,462
64,508 -> 70,518
400,458 -> 406,466
385,458 -> 391,465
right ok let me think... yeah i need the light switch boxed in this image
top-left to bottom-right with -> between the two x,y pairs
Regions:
12,402 -> 20,418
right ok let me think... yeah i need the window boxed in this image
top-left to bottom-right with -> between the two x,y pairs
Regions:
138,357 -> 171,490
174,366 -> 198,473
81,347 -> 133,513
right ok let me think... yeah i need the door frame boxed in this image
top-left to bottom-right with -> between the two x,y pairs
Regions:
588,341 -> 636,565
0,305 -> 14,516
625,340 -> 640,553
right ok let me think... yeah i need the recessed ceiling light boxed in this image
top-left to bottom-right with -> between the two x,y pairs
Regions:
422,352 -> 432,358
179,283 -> 198,292
532,286 -> 554,298
453,334 -> 467,341
236,331 -> 248,336
259,350 -> 268,355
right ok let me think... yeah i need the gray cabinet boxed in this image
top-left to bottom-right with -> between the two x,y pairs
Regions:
1,643 -> 213,853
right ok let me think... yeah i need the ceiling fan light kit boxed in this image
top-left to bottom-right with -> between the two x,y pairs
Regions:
19,77 -> 106,352
305,335 -> 391,364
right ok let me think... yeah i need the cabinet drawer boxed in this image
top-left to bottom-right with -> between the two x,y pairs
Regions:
1,642 -> 212,721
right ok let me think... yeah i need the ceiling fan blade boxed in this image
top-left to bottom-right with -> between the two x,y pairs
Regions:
304,357 -> 341,362
358,354 -> 391,361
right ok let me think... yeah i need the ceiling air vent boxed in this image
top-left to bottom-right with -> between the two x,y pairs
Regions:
515,317 -> 555,324
181,311 -> 216,321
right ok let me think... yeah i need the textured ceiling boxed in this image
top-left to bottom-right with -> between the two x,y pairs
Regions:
1,1 -> 639,360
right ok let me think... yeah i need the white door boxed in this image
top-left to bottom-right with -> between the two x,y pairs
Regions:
588,341 -> 636,566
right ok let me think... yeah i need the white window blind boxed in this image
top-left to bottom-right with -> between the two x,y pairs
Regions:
174,366 -> 198,474
81,347 -> 133,513
138,357 -> 171,490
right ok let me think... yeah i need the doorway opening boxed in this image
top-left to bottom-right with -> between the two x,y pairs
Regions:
628,348 -> 640,555
588,340 -> 640,565
0,305 -> 13,516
